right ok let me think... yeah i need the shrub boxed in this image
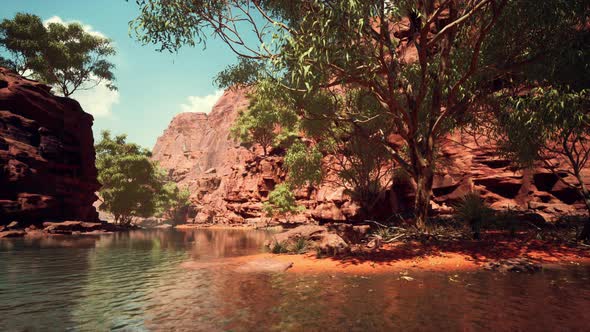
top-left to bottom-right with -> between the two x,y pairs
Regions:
270,240 -> 289,254
454,193 -> 494,239
290,237 -> 309,254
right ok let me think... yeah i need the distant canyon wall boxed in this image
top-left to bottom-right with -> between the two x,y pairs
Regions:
152,88 -> 589,225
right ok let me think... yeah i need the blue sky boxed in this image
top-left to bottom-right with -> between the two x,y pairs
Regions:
2,0 -> 239,148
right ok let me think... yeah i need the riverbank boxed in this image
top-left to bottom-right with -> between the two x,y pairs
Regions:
179,235 -> 590,275
0,221 -> 135,238
267,239 -> 590,274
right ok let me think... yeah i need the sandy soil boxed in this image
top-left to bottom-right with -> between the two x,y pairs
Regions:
259,239 -> 590,274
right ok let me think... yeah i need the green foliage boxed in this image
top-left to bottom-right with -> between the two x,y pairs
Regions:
372,226 -> 395,242
454,193 -> 494,238
263,183 -> 304,220
0,13 -> 46,75
284,141 -> 322,187
270,240 -> 289,254
156,183 -> 191,224
96,130 -> 188,225
290,237 -> 309,254
231,79 -> 299,155
498,87 -> 589,166
215,57 -> 263,89
0,12 -> 116,96
130,0 -> 590,229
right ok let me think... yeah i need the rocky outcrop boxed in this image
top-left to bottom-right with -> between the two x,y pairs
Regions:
152,89 -> 251,182
153,88 -> 590,225
431,133 -> 590,222
0,68 -> 100,225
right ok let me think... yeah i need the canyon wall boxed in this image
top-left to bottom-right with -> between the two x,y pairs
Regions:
0,68 -> 100,224
153,89 -> 589,226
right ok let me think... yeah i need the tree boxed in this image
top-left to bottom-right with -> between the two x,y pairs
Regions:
156,183 -> 191,225
497,88 -> 590,241
231,79 -> 299,155
0,12 -> 116,97
491,1 -> 590,240
130,0 -> 587,230
263,183 -> 304,222
95,131 -> 163,225
0,13 -> 46,76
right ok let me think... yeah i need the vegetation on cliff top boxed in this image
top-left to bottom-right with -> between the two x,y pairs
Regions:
0,12 -> 116,97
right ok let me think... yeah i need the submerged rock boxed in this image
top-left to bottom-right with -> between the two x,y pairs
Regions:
483,258 -> 542,273
234,258 -> 293,273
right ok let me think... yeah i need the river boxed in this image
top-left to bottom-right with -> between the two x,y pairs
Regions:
1,229 -> 589,331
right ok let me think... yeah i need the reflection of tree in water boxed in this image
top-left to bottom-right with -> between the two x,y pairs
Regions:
69,231 -> 189,331
186,229 -> 271,260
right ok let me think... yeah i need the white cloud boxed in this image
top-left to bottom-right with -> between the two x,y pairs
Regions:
43,16 -> 106,38
70,80 -> 120,117
180,90 -> 224,114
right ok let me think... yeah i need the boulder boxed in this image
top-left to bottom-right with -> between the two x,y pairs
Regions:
42,221 -> 104,234
0,230 -> 26,238
266,225 -> 350,255
317,233 -> 350,255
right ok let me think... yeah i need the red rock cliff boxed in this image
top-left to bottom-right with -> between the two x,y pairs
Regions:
153,89 -> 589,225
0,68 -> 100,224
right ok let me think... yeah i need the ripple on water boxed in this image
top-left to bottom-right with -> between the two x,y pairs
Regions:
1,229 -> 590,331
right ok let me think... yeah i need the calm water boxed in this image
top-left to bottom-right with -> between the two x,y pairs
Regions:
1,229 -> 590,331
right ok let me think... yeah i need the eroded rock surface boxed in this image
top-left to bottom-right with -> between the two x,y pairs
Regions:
0,68 -> 100,225
153,89 -> 590,225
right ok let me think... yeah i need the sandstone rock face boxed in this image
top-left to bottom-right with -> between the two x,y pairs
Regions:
431,133 -> 590,221
153,88 -> 589,225
0,68 -> 100,224
152,89 -> 251,182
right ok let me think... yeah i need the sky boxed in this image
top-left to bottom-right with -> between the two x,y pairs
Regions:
2,0 -> 239,148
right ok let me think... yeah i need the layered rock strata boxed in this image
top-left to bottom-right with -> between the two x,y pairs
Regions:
0,68 -> 100,224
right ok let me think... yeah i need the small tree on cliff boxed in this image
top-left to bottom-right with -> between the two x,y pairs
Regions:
0,13 -> 46,76
230,79 -> 299,155
96,131 -> 163,225
263,183 -> 304,222
130,0 -> 587,230
0,12 -> 116,97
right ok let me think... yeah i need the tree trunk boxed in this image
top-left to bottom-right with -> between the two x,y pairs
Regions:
414,166 -> 434,231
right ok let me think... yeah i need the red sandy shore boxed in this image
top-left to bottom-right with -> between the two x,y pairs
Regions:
176,225 -> 590,274
266,239 -> 590,274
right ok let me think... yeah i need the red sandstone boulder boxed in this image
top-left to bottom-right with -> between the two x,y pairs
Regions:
0,229 -> 26,238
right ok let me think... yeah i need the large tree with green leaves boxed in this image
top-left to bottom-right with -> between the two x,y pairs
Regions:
131,0 -> 588,230
0,12 -> 116,97
96,131 -> 170,225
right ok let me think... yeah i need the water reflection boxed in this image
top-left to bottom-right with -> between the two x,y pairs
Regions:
1,229 -> 590,331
